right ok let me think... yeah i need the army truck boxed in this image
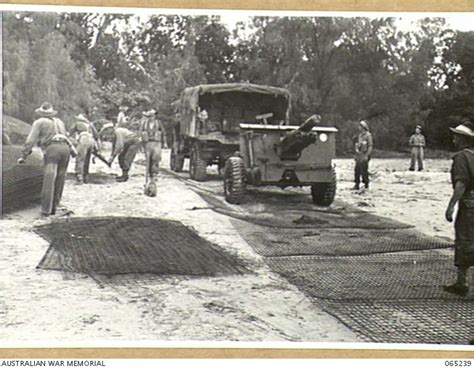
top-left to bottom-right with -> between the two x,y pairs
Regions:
170,83 -> 290,181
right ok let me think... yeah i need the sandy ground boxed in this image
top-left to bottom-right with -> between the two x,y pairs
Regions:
335,157 -> 453,241
0,149 -> 457,344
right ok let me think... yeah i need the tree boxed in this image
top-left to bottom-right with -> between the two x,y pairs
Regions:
3,12 -> 100,125
3,10 -> 461,155
427,31 -> 474,148
193,17 -> 235,83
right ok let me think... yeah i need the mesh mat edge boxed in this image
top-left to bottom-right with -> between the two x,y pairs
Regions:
35,216 -> 250,277
231,218 -> 452,257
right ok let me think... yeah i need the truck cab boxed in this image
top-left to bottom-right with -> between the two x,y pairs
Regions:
170,83 -> 290,181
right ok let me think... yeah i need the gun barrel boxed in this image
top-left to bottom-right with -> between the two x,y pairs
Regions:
299,114 -> 321,132
278,130 -> 317,159
275,114 -> 321,159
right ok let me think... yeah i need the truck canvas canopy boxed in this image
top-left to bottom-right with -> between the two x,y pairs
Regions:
180,83 -> 291,127
180,83 -> 291,111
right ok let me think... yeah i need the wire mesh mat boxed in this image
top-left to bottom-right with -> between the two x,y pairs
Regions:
266,253 -> 473,344
195,177 -> 471,342
192,186 -> 411,230
317,299 -> 473,344
232,219 -> 452,257
35,217 -> 249,276
218,207 -> 413,230
266,253 -> 473,301
2,145 -> 44,213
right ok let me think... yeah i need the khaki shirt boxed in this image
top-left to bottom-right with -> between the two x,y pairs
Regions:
21,117 -> 67,158
139,117 -> 162,143
409,133 -> 425,147
69,120 -> 99,140
451,149 -> 474,192
355,131 -> 373,159
112,127 -> 139,157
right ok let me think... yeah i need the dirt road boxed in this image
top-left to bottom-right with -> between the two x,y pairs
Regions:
1,149 -> 462,344
1,149 -> 363,343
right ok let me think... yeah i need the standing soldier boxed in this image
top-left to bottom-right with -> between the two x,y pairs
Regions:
17,102 -> 76,217
139,109 -> 163,196
116,105 -> 129,128
69,114 -> 100,183
352,120 -> 373,191
100,123 -> 141,182
409,125 -> 426,171
443,121 -> 474,297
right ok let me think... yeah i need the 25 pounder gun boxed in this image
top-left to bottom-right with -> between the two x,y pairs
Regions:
275,114 -> 322,160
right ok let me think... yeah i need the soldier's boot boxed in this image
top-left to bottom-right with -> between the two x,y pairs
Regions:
75,173 -> 83,183
116,170 -> 129,182
443,266 -> 469,297
443,284 -> 469,296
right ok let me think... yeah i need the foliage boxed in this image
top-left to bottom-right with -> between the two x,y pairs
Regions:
2,11 -> 470,154
3,12 -> 100,126
426,31 -> 474,148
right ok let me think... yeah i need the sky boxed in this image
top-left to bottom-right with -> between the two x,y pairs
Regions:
219,12 -> 474,33
2,4 -> 473,34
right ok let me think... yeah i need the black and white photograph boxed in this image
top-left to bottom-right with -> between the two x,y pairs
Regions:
1,4 -> 473,349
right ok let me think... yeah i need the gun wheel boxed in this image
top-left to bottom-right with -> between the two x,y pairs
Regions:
311,167 -> 336,206
224,156 -> 245,204
170,147 -> 184,172
189,143 -> 207,181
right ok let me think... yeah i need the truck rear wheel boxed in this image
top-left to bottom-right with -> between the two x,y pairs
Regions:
189,144 -> 207,181
311,168 -> 336,206
224,156 -> 245,204
170,148 -> 184,172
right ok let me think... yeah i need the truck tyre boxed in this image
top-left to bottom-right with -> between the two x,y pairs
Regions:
170,148 -> 184,172
224,156 -> 245,204
311,168 -> 336,206
189,144 -> 207,181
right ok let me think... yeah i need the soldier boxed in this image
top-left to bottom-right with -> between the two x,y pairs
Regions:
352,120 -> 373,191
139,109 -> 163,193
100,123 -> 141,182
443,121 -> 474,297
69,114 -> 100,183
17,102 -> 76,216
197,108 -> 209,134
409,125 -> 426,171
116,104 -> 129,128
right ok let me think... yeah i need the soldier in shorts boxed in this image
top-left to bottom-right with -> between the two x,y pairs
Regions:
139,109 -> 163,194
443,121 -> 474,297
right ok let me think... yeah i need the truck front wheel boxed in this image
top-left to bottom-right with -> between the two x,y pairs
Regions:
224,156 -> 245,204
